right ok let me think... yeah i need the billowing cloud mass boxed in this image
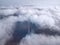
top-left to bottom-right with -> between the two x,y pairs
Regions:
0,6 -> 60,45
20,34 -> 60,45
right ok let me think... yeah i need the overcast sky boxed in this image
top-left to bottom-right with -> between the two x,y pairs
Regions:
0,0 -> 60,7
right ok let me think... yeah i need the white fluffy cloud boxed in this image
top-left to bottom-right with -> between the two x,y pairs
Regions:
18,6 -> 60,45
0,16 -> 18,45
17,6 -> 60,31
0,8 -> 17,16
20,34 -> 60,45
0,6 -> 60,45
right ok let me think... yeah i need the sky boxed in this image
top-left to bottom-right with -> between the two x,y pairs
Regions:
0,0 -> 60,7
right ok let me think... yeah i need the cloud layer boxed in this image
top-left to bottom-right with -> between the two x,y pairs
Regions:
20,34 -> 60,45
0,6 -> 60,45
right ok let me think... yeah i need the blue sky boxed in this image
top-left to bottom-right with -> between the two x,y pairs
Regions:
0,0 -> 60,7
